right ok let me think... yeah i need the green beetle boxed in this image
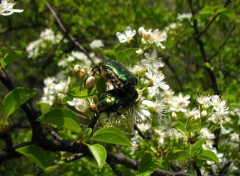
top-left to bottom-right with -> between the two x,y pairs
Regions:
92,59 -> 138,90
97,88 -> 138,114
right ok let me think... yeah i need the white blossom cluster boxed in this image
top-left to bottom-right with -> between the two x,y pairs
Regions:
26,28 -> 63,58
40,76 -> 70,106
0,0 -> 23,16
116,27 -> 232,172
58,51 -> 92,71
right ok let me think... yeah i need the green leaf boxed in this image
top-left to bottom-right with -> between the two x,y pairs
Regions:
16,145 -> 46,170
82,128 -> 92,141
67,88 -> 97,98
3,87 -> 37,119
96,78 -> 107,94
199,6 -> 214,15
90,127 -> 131,146
104,49 -> 116,59
138,153 -> 158,175
191,139 -> 206,156
117,48 -> 135,61
87,144 -> 106,169
175,121 -> 186,134
38,102 -> 51,115
198,150 -> 219,163
44,165 -> 59,175
0,50 -> 27,68
166,150 -> 190,161
38,108 -> 81,133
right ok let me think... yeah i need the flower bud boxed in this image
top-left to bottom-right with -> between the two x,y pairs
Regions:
79,69 -> 86,77
86,76 -> 96,88
136,48 -> 143,55
201,110 -> 208,117
74,64 -> 81,72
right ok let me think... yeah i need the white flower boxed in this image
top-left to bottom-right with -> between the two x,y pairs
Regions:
151,29 -> 167,48
206,95 -> 229,126
71,51 -> 88,61
141,49 -> 165,70
200,128 -> 215,140
0,0 -> 23,16
137,123 -> 150,132
177,13 -> 192,21
147,86 -> 160,99
41,95 -> 55,106
142,99 -> 165,115
145,70 -> 169,90
156,117 -> 184,143
210,95 -> 229,115
164,23 -> 178,32
124,98 -> 151,123
40,76 -> 70,105
167,93 -> 190,112
26,28 -> 63,58
130,64 -> 147,78
136,48 -> 143,55
139,27 -> 167,48
90,39 -> 104,49
67,98 -> 88,112
187,108 -> 201,119
196,95 -> 211,109
116,26 -> 136,43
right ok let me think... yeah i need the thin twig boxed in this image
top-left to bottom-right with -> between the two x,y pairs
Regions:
134,124 -> 145,139
188,0 -> 221,95
196,0 -> 232,38
219,161 -> 232,176
44,0 -> 94,64
209,25 -> 235,61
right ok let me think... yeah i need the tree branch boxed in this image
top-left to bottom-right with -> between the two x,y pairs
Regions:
196,0 -> 232,39
219,161 -> 232,176
44,0 -> 94,64
151,169 -> 191,176
188,0 -> 220,95
192,162 -> 202,176
209,24 -> 235,61
0,133 -> 13,152
88,113 -> 100,131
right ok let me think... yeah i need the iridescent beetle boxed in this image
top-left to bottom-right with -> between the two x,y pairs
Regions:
91,59 -> 138,113
97,89 -> 138,114
91,59 -> 138,93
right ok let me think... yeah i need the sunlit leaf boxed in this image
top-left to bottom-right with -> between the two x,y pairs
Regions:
117,48 -> 136,61
104,49 -> 116,59
3,87 -> 37,119
198,150 -> 219,163
67,88 -> 97,98
38,108 -> 81,132
90,127 -> 131,146
166,150 -> 190,161
0,50 -> 27,68
38,102 -> 51,115
191,139 -> 206,156
138,153 -> 158,175
16,145 -> 46,170
87,144 -> 106,169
